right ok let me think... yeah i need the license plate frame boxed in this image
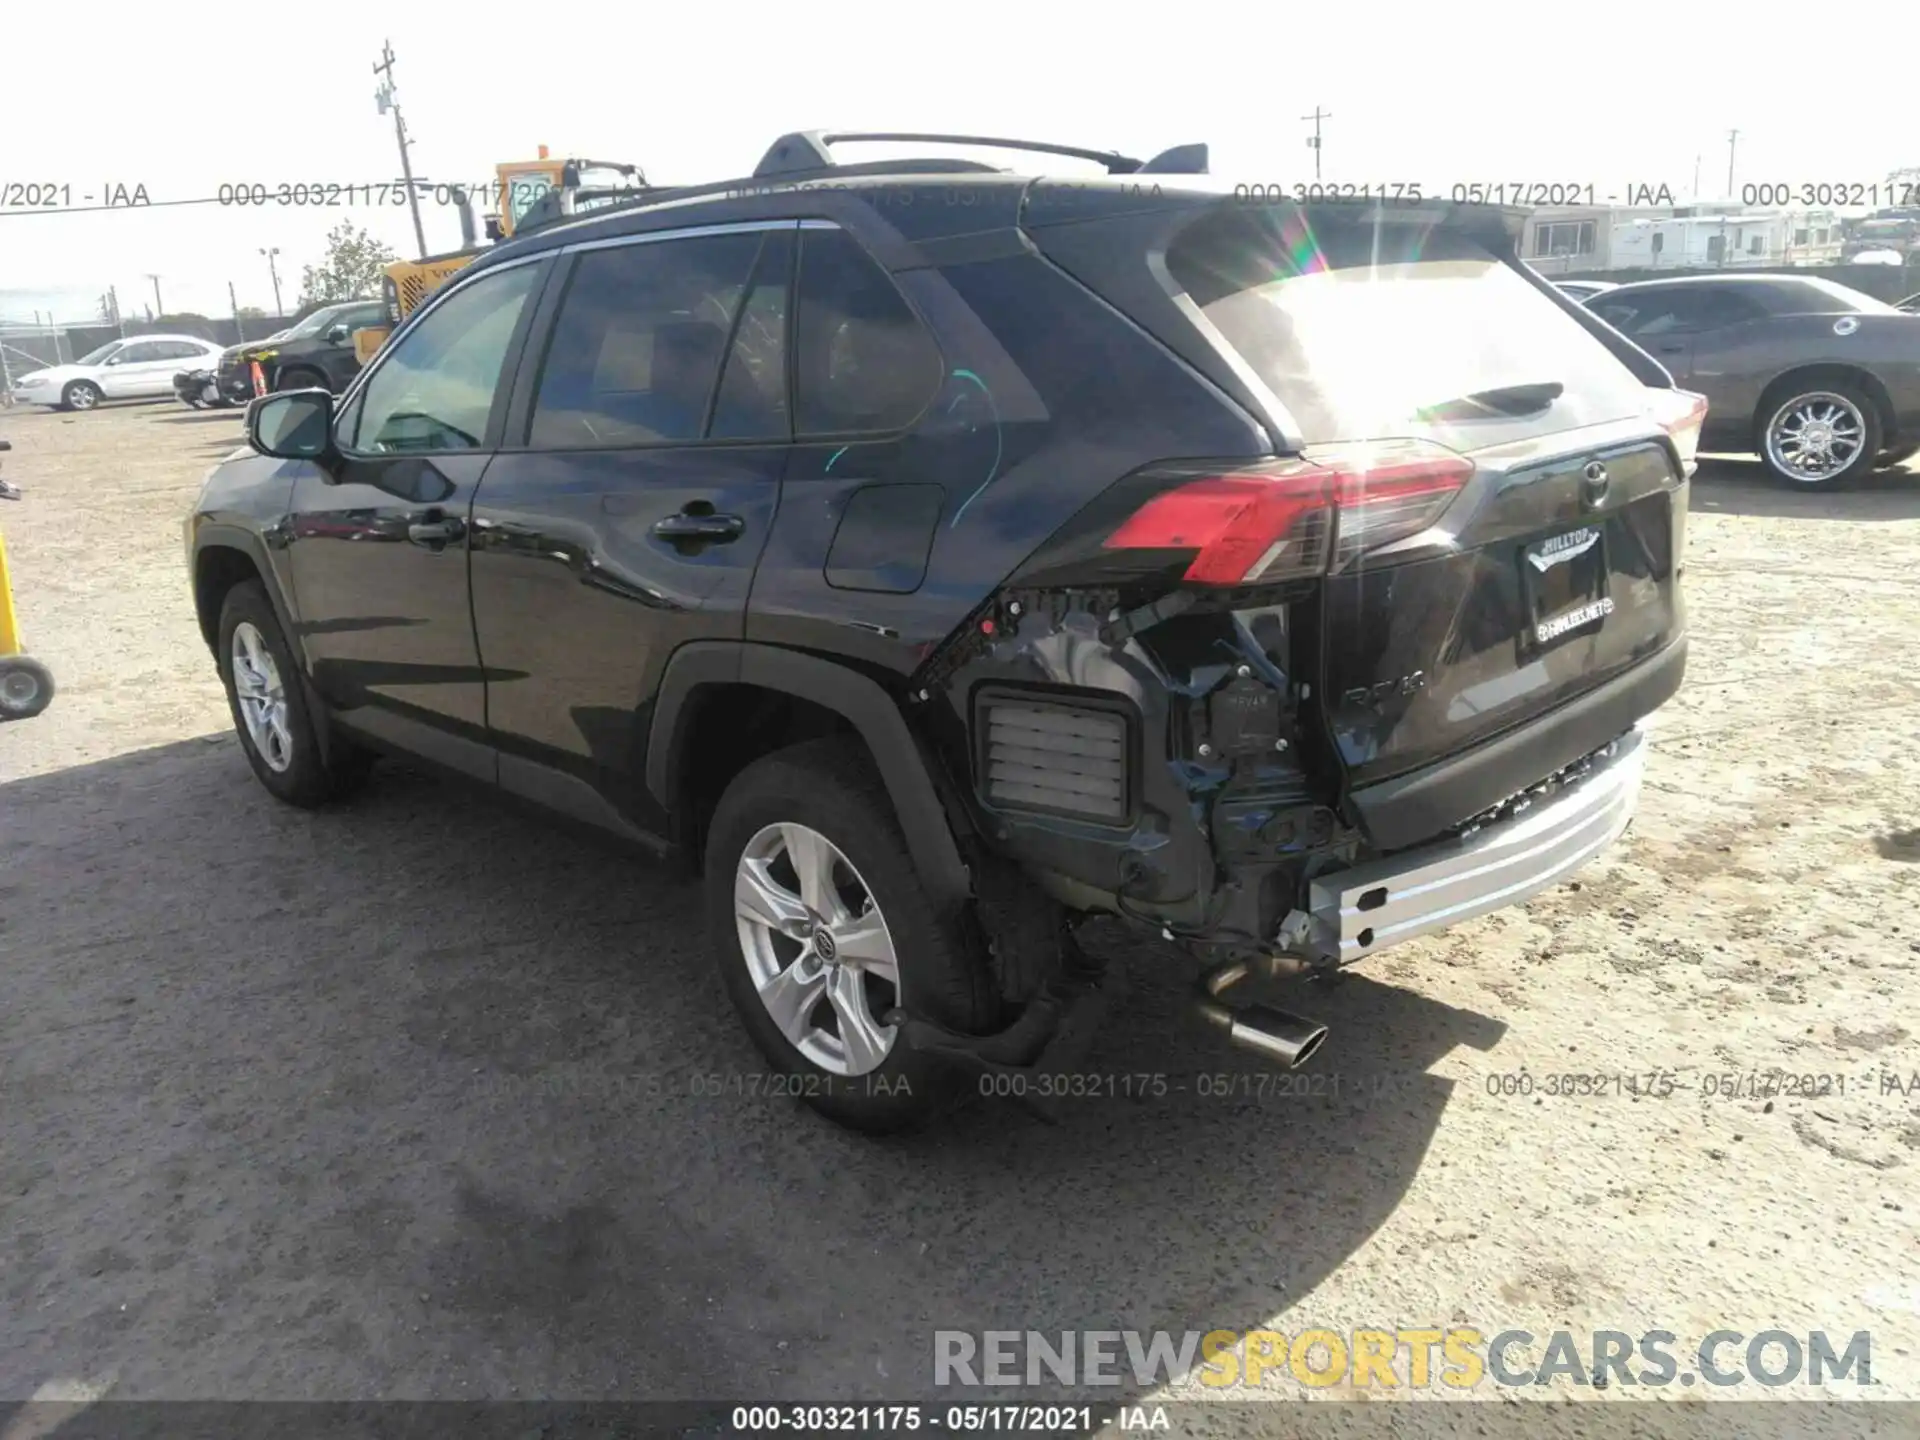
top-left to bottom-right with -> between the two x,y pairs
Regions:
1521,523 -> 1612,653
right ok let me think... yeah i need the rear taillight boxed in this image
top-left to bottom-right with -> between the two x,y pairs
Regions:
1649,388 -> 1708,469
1101,440 -> 1474,585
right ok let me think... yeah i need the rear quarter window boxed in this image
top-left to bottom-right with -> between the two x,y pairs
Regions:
1166,209 -> 1652,450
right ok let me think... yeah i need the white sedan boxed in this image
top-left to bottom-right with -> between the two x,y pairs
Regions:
9,334 -> 228,411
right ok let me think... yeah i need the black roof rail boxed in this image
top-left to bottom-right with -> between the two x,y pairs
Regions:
753,131 -> 1208,179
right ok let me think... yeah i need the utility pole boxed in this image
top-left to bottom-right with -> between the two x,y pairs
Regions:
146,274 -> 163,317
109,284 -> 123,337
229,280 -> 243,345
1726,129 -> 1740,201
259,247 -> 284,316
1693,154 -> 1701,201
1302,106 -> 1331,182
374,40 -> 430,260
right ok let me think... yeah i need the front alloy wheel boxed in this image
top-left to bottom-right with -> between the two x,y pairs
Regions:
230,620 -> 293,773
734,822 -> 901,1077
1763,390 -> 1871,486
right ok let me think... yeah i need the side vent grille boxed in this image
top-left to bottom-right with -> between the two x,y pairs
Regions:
978,693 -> 1130,824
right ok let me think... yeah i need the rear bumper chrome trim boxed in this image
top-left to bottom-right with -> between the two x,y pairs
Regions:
1307,724 -> 1648,964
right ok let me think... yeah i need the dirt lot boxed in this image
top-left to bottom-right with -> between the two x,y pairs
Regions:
1,400 -> 1917,1427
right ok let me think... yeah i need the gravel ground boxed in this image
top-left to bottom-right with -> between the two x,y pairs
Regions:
1,401 -> 1916,1431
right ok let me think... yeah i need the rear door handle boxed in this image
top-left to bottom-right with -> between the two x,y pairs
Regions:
407,515 -> 464,548
652,513 -> 745,544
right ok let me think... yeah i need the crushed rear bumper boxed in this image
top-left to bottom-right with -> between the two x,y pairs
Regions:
1305,724 -> 1648,965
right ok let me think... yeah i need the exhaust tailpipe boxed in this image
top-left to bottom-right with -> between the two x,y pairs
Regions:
1195,957 -> 1329,1069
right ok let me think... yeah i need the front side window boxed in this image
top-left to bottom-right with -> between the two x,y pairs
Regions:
792,228 -> 941,436
117,342 -> 164,363
351,262 -> 540,454
528,231 -> 764,448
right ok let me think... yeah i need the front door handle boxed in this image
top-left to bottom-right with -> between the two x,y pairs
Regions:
652,512 -> 745,544
407,514 -> 464,549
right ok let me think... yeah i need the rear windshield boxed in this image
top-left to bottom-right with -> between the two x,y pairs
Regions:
1166,209 -> 1652,449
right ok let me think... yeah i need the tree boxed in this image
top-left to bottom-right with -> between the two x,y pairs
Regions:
236,305 -> 267,320
299,220 -> 399,305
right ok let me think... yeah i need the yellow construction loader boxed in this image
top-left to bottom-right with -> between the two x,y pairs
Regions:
353,149 -> 648,365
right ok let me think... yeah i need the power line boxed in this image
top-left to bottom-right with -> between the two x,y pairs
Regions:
0,196 -> 241,217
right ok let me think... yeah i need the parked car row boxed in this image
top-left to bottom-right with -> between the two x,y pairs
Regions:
8,335 -> 226,410
172,300 -> 391,411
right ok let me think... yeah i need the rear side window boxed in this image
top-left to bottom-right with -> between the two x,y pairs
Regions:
793,228 -> 940,436
529,232 -> 763,447
1592,288 -> 1760,335
1166,209 -> 1651,449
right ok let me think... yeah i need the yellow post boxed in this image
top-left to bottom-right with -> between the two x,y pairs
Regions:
0,529 -> 22,658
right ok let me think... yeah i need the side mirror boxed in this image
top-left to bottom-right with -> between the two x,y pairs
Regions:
326,324 -> 351,344
104,354 -> 123,366
248,389 -> 334,460
484,215 -> 503,243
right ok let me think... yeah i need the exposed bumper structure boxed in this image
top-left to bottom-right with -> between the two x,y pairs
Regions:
1306,724 -> 1648,965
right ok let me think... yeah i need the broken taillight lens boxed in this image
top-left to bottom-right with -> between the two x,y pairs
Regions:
1649,388 -> 1709,470
1101,439 -> 1474,585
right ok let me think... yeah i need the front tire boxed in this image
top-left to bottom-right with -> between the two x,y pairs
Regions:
275,367 -> 326,393
704,737 -> 995,1132
61,380 -> 102,412
1758,382 -> 1880,490
216,580 -> 372,807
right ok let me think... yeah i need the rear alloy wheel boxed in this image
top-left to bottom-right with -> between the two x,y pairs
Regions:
61,380 -> 102,412
1760,385 -> 1879,490
734,821 -> 902,1079
705,737 -> 997,1132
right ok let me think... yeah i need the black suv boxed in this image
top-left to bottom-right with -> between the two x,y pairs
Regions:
186,131 -> 1697,1130
210,299 -> 390,403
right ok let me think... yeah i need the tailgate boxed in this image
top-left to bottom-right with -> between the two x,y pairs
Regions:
1321,431 -> 1684,792
1157,205 -> 1690,812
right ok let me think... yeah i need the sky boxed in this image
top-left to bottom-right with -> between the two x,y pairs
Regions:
2,1 -> 1913,324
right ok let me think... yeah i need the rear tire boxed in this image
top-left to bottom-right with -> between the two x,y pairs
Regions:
703,737 -> 995,1133
0,656 -> 55,720
216,580 -> 372,807
1757,381 -> 1880,490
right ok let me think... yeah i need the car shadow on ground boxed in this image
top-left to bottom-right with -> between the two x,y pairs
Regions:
1691,455 -> 1920,521
1,736 -> 1503,1406
155,411 -> 246,425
